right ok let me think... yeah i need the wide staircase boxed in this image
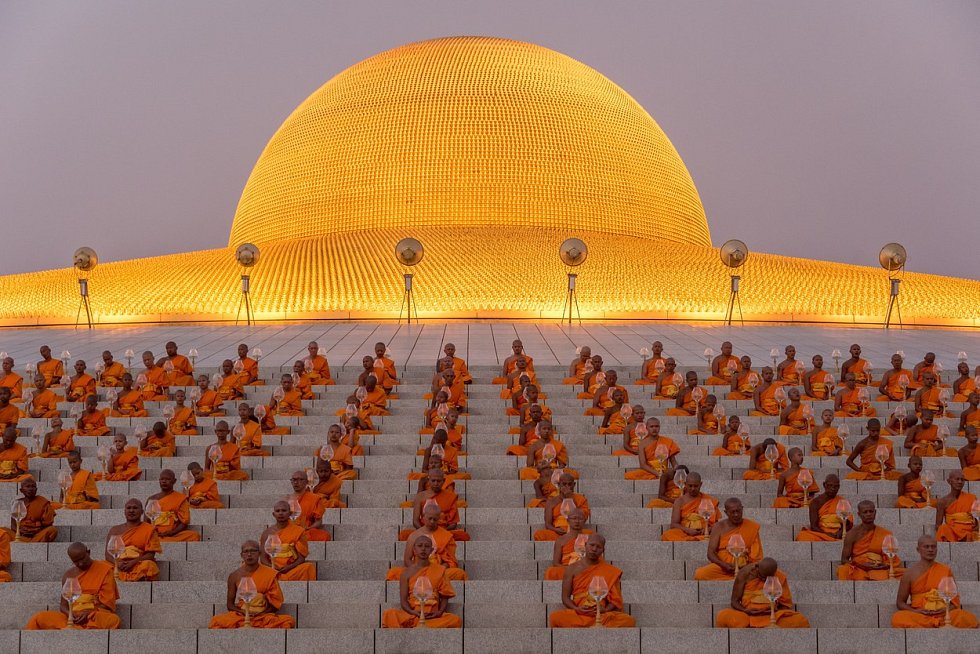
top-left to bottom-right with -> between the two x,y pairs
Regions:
1,363 -> 978,653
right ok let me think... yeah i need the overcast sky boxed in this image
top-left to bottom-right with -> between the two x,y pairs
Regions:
2,1 -> 978,279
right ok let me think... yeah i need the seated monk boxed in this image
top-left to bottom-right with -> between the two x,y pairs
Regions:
65,359 -> 96,403
169,389 -> 197,435
636,341 -> 666,385
549,534 -> 636,628
834,372 -> 876,417
612,405 -> 647,456
838,500 -> 904,580
508,404 -> 545,455
544,508 -> 593,580
235,343 -> 262,386
845,419 -> 901,480
35,345 -> 65,387
958,392 -> 980,436
497,339 -> 535,384
726,356 -> 759,401
904,410 -> 955,457
647,465 -> 687,508
206,421 -> 250,480
624,418 -> 679,480
959,426 -> 980,480
194,374 -> 225,417
777,388 -> 812,435
289,470 -> 331,541
533,473 -> 590,541
138,350 -> 169,401
802,354 -> 834,401
158,341 -> 194,386
878,354 -> 913,402
810,409 -> 843,456
98,351 -> 126,387
883,410 -> 917,436
425,357 -> 454,401
209,541 -> 295,629
216,360 -> 245,402
36,416 -> 74,458
795,474 -> 852,541
0,427 -> 30,482
512,387 -> 549,432
442,342 -> 472,384
501,357 -> 536,401
304,340 -> 335,385
694,498 -> 763,580
896,456 -> 936,508
416,430 -> 466,481
0,388 -> 19,430
388,504 -> 467,581
712,416 -> 751,456
139,421 -> 176,457
259,501 -> 317,580
914,371 -> 952,418
235,403 -> 269,456
360,375 -> 391,416
291,360 -> 315,400
935,470 -> 979,542
653,360 -> 683,402
109,373 -> 148,417
840,343 -> 873,385
509,397 -> 548,442
2,476 -> 57,542
0,357 -> 23,401
750,367 -> 782,417
317,424 -> 357,481
26,375 -> 61,418
689,394 -> 723,435
268,374 -> 304,423
337,419 -> 364,457
76,394 -> 110,436
586,369 -> 627,417
399,468 -> 468,542
716,557 -> 809,628
186,462 -> 223,509
373,341 -> 398,394
911,352 -> 942,390
891,535 -> 979,628
312,458 -> 346,508
953,363 -> 977,402
0,528 -> 10,582
742,438 -> 789,481
25,542 -> 120,630
564,346 -> 592,385
105,498 -> 161,581
776,345 -> 804,386
95,434 -> 141,481
576,356 -> 604,401
772,448 -> 817,508
146,469 -> 200,541
662,472 -> 721,541
520,421 -> 572,481
382,535 -> 462,628
51,450 -> 100,509
706,341 -> 741,386
666,371 -> 704,417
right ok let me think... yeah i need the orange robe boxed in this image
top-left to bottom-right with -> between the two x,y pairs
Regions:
796,496 -> 852,541
548,562 -> 635,628
25,560 -> 120,630
750,384 -> 781,416
533,493 -> 590,541
0,404 -> 19,429
360,387 -> 389,416
169,406 -> 197,435
706,356 -> 740,385
878,369 -> 914,401
217,376 -> 244,402
961,445 -> 980,481
238,357 -> 261,385
712,433 -> 751,456
845,439 -> 901,480
140,366 -> 169,401
636,357 -> 666,385
716,569 -> 809,628
666,388 -> 702,416
623,437 -> 680,480
908,424 -> 954,457
398,488 -> 469,542
891,562 -> 979,628
742,444 -> 789,480
960,408 -> 980,435
273,389 -> 304,416
727,370 -> 760,400
313,476 -> 346,508
307,355 -> 335,385
953,378 -> 978,402
163,354 -> 194,386
52,468 -> 100,509
896,476 -> 935,509
66,374 -> 96,403
210,441 -> 249,480
777,406 -> 810,435
188,476 -> 224,508
543,530 -> 593,580
844,359 -> 872,385
811,427 -> 843,456
37,359 -> 64,386
209,564 -> 295,629
688,410 -> 721,435
0,443 -> 30,482
837,526 -> 904,581
150,491 -> 200,542
322,443 -> 357,481
835,388 -> 876,417
917,387 -> 947,416
0,529 -> 11,582
563,360 -> 587,385
239,420 -> 269,456
139,430 -> 176,457
268,523 -> 316,580
646,479 -> 683,508
381,564 -> 462,628
772,469 -> 815,508
693,520 -> 763,580
76,408 -> 111,436
584,385 -> 627,415
295,489 -> 331,541
96,447 -> 141,481
29,389 -> 61,418
100,362 -> 127,387
0,373 -> 23,400
114,522 -> 162,581
5,496 -> 58,542
386,527 -> 466,581
597,411 -> 627,435
936,492 -> 979,542
36,429 -> 75,457
662,494 -> 721,541
803,370 -> 834,400
195,389 -> 225,416
518,439 -> 570,480
110,390 -> 147,417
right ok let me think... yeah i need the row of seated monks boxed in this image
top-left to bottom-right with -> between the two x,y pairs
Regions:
2,336 -> 979,630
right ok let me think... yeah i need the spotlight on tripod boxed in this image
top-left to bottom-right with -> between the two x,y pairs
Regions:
559,238 -> 588,325
719,239 -> 748,326
395,238 -> 424,324
73,246 -> 98,329
235,243 -> 260,325
879,242 -> 907,329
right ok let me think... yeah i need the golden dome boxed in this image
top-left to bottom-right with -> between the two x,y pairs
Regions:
229,36 -> 710,248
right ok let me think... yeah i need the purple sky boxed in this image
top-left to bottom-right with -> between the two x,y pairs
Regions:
2,1 -> 979,279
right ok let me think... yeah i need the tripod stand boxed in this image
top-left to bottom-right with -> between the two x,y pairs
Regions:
561,273 -> 582,325
884,277 -> 902,329
75,278 -> 94,329
236,274 -> 254,326
724,275 -> 743,326
398,273 -> 419,324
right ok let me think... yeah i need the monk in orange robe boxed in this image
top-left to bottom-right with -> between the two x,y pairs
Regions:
110,373 -> 148,417
667,371 -> 704,417
706,341 -> 741,385
694,498 -> 763,580
3,477 -> 57,542
360,375 -> 391,416
914,372 -> 951,417
206,421 -> 250,480
953,363 -> 977,402
777,388 -> 812,435
26,375 -> 61,418
36,416 -> 74,457
76,394 -> 111,436
742,439 -> 789,481
51,450 -> 100,509
234,344 -> 261,385
0,427 -> 30,482
35,345 -> 64,387
647,465 -> 687,508
318,425 -> 357,481
564,346 -> 592,385
896,456 -> 936,508
501,357 -> 536,401
99,351 -> 127,387
382,535 -> 463,628
441,342 -> 472,385
891,535 -> 979,628
903,410 -> 954,457
0,529 -> 11,582
139,421 -> 176,457
959,426 -> 980,480
624,418 -> 679,480
312,458 -> 346,508
772,448 -> 816,508
838,500 -> 904,580
726,356 -> 759,400
877,354 -> 913,401
775,345 -> 804,385
235,404 -> 269,456
497,339 -> 535,383
810,409 -> 843,455
575,356 -> 604,400
138,351 -> 169,401
374,341 -> 398,394
543,507 -> 592,580
25,543 -> 120,630
611,405 -> 646,456
214,360 -> 245,401
911,352 -> 942,389
935,470 -> 979,542
519,421 -> 572,480
636,341 -> 666,385
186,462 -> 224,509
0,388 -> 19,429
65,359 -> 97,403
835,373 -> 876,417
105,499 -> 161,581
795,474 -> 852,541
802,354 -> 834,400
840,343 -> 872,385
958,392 -> 980,436
305,341 -> 335,385
146,469 -> 200,541
534,473 -> 590,541
95,434 -> 141,481
716,558 -> 809,628
586,369 -> 627,416
194,375 -> 225,416
399,468 -> 468,542
259,501 -> 317,580
158,341 -> 195,386
689,394 -> 724,435
169,389 -> 197,435
845,419 -> 901,480
750,367 -> 782,417
662,472 -> 720,541
388,504 -> 467,581
289,470 -> 331,541
290,360 -> 315,400
712,416 -> 750,456
549,534 -> 635,628
0,357 -> 23,401
209,540 -> 295,628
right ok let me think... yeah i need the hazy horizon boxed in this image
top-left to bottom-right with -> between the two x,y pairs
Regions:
2,1 -> 979,280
